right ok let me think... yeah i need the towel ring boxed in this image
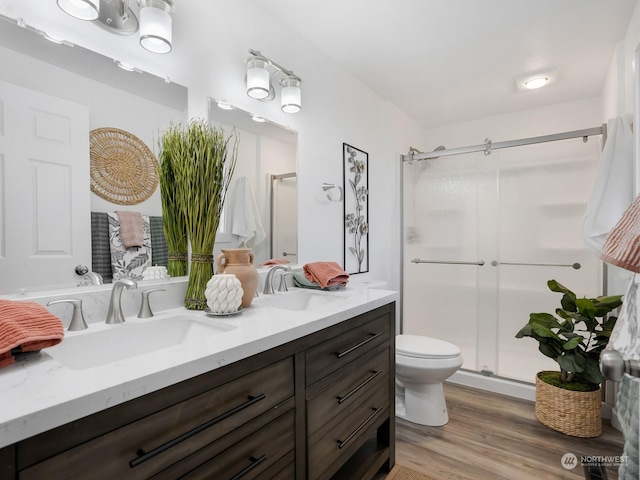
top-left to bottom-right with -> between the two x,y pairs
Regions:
322,183 -> 343,202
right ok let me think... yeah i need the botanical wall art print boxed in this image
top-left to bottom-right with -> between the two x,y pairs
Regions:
343,143 -> 369,274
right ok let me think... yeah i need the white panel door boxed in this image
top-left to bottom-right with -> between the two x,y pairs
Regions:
0,80 -> 90,291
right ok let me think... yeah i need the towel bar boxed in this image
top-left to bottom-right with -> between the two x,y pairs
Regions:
490,260 -> 581,269
411,258 -> 485,266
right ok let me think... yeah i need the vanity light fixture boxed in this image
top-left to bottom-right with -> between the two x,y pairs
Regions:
57,0 -> 100,21
245,49 -> 302,113
138,0 -> 174,54
56,0 -> 174,54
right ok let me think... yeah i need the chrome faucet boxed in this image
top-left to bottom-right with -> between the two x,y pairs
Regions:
47,298 -> 88,331
263,265 -> 292,294
106,278 -> 137,324
75,265 -> 104,286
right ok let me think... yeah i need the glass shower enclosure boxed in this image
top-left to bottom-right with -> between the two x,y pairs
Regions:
402,134 -> 603,384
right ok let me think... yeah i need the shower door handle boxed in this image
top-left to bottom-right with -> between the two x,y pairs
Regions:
600,348 -> 640,381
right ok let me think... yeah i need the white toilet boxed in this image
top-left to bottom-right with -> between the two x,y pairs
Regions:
395,334 -> 463,426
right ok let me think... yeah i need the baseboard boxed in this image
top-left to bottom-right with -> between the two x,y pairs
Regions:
447,370 -> 617,422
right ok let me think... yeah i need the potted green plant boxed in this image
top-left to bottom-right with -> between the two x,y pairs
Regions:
515,279 -> 622,437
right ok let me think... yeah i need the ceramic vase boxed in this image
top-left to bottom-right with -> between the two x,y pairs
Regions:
216,248 -> 258,308
205,274 -> 244,314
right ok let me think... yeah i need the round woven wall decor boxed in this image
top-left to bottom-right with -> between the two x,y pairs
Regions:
90,127 -> 158,205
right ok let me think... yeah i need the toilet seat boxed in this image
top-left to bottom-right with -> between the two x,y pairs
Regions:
396,334 -> 460,359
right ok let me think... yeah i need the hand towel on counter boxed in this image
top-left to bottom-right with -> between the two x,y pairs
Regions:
582,114 -> 634,255
116,211 -> 145,249
293,271 -> 345,290
0,300 -> 64,368
228,177 -> 266,248
303,262 -> 349,289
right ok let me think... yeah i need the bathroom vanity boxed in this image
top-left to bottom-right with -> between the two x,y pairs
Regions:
0,287 -> 397,480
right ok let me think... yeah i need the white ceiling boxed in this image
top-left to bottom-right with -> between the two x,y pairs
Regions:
2,1 -> 637,131
256,0 -> 638,129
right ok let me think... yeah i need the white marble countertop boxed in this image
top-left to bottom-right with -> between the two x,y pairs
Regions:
0,286 -> 398,448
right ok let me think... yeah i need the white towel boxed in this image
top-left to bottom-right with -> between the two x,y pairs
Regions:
228,177 -> 266,248
582,115 -> 634,254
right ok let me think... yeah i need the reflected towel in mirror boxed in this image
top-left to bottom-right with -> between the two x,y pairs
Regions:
228,177 -> 266,248
116,211 -> 144,248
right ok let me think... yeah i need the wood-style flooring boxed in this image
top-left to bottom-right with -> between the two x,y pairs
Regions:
379,382 -> 625,480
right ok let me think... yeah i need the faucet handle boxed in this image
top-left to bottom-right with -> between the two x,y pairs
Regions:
278,272 -> 295,292
47,298 -> 88,331
137,289 -> 166,318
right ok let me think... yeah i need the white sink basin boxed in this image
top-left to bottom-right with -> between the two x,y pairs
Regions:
47,315 -> 236,370
254,288 -> 351,311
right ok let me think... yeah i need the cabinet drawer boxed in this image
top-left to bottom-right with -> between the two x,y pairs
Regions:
307,348 -> 389,435
178,410 -> 295,480
305,313 -> 390,386
308,383 -> 389,480
20,357 -> 294,480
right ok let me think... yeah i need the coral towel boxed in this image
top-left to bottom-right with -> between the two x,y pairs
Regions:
303,262 -> 350,289
116,211 -> 144,249
0,300 -> 64,368
601,194 -> 640,273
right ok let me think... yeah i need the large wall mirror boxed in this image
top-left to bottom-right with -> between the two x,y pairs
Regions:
0,14 -> 188,293
208,100 -> 298,267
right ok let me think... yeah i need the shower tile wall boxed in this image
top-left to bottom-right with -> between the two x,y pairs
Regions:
402,138 -> 602,383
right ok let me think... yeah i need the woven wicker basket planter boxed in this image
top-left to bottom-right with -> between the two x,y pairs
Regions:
535,372 -> 601,438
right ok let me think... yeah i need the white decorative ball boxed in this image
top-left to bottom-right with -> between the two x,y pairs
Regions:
205,274 -> 243,313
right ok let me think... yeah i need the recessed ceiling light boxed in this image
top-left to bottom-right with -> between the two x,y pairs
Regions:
251,115 -> 266,123
524,77 -> 549,89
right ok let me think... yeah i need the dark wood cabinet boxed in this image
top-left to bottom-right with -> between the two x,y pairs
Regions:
0,302 -> 395,480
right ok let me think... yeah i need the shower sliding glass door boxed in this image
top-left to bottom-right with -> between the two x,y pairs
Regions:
402,136 -> 602,383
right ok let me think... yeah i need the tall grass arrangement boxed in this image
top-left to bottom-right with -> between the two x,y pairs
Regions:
159,119 -> 238,310
158,128 -> 188,277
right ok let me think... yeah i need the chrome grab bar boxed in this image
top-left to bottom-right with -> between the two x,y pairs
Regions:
411,258 -> 485,266
490,260 -> 581,269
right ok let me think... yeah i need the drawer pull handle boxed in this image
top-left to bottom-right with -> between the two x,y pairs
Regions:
335,332 -> 383,358
129,394 -> 267,468
337,406 -> 383,450
230,454 -> 267,480
337,370 -> 382,404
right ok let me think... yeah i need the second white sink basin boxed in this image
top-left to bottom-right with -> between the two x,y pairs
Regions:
254,288 -> 351,311
47,315 -> 236,370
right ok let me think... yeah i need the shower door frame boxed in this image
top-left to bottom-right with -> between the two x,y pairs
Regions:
399,125 -> 606,336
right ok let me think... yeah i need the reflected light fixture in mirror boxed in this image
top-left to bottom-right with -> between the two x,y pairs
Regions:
57,0 -> 100,21
216,100 -> 235,111
245,49 -> 302,113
